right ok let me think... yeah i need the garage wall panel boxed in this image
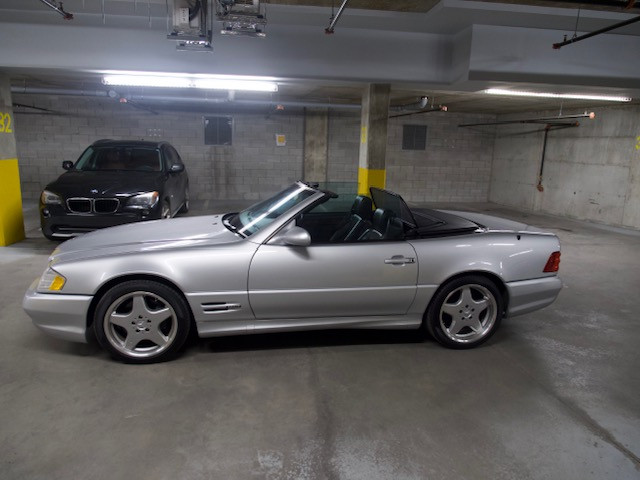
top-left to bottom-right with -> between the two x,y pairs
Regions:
489,105 -> 640,230
386,112 -> 496,203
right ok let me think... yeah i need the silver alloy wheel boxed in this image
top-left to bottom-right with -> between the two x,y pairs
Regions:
103,291 -> 178,359
184,189 -> 189,211
439,284 -> 497,344
161,202 -> 171,219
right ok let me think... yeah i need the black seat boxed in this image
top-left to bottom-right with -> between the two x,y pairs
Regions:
358,209 -> 405,241
358,208 -> 391,240
330,195 -> 373,242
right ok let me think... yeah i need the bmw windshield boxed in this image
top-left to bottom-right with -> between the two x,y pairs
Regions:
74,146 -> 162,172
225,183 -> 316,237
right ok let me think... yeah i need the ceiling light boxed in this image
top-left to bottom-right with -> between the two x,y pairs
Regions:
102,73 -> 278,92
484,88 -> 631,102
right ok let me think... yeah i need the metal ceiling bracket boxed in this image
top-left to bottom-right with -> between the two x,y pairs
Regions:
38,0 -> 74,20
325,0 -> 350,34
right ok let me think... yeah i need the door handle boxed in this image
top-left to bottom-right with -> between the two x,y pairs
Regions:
384,256 -> 415,265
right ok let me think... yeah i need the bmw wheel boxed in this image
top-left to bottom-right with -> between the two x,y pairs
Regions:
425,275 -> 503,349
161,201 -> 171,219
93,280 -> 192,363
179,188 -> 189,214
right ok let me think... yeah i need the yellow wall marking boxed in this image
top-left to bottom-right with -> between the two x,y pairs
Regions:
0,158 -> 26,246
357,167 -> 386,196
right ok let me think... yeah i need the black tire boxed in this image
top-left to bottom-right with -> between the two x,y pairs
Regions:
179,188 -> 189,214
161,201 -> 171,219
424,275 -> 503,349
93,280 -> 192,363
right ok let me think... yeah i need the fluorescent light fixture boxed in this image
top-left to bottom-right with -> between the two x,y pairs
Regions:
484,88 -> 631,102
102,72 -> 278,92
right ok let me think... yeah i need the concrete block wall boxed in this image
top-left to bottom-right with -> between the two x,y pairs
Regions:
386,112 -> 496,203
14,95 -> 303,202
327,110 -> 497,203
489,105 -> 640,230
15,95 -> 499,206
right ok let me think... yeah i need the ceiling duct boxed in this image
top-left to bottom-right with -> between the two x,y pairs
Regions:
216,0 -> 267,38
167,0 -> 213,52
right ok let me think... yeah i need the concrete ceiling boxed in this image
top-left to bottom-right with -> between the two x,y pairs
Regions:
2,0 -> 640,114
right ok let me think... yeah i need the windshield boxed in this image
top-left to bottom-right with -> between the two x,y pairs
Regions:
74,146 -> 162,172
227,183 -> 316,237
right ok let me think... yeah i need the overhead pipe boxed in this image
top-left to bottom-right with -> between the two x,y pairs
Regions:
123,94 -> 361,110
325,0 -> 351,34
537,123 -> 580,191
10,86 -> 361,110
38,0 -> 74,20
11,86 -> 108,97
553,14 -> 640,48
458,112 -> 595,127
389,105 -> 448,119
536,0 -> 640,10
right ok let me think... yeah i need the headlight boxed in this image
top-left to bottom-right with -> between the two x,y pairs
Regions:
41,190 -> 62,205
127,191 -> 159,209
37,266 -> 66,292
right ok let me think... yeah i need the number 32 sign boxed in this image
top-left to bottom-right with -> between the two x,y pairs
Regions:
0,112 -> 13,133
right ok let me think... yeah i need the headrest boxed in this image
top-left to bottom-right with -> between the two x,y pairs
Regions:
371,208 -> 392,231
351,195 -> 373,220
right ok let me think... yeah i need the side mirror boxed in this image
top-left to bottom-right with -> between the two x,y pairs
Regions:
169,164 -> 185,173
62,161 -> 74,170
271,226 -> 311,247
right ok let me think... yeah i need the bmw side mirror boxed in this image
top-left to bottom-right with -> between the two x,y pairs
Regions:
271,226 -> 311,247
169,164 -> 185,174
62,161 -> 74,170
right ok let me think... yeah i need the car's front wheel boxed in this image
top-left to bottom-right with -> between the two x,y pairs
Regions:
93,280 -> 192,363
425,275 -> 503,349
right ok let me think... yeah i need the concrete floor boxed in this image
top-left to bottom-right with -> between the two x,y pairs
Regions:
1,201 -> 639,480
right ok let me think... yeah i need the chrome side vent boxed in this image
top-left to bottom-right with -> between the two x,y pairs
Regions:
201,302 -> 241,314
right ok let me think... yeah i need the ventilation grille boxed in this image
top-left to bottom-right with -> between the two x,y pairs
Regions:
201,302 -> 241,314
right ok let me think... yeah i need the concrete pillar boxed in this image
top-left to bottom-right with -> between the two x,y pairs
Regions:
303,107 -> 328,184
0,74 -> 25,246
358,83 -> 390,196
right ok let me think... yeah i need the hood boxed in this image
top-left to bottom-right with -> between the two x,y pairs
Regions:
51,214 -> 241,264
47,171 -> 164,197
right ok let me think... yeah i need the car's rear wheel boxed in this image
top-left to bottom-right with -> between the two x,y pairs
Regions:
425,275 -> 503,349
93,280 -> 191,363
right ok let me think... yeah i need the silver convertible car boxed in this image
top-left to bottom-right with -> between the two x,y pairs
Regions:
24,182 -> 562,363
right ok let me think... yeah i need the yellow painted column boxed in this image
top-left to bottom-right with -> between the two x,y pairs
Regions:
0,75 -> 25,246
357,84 -> 390,196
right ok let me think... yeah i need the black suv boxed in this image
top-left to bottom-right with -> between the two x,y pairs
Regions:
40,139 -> 189,240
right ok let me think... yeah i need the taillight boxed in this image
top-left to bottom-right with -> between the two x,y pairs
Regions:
543,251 -> 561,272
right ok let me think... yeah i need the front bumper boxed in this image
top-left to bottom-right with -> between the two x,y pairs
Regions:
506,276 -> 563,317
40,203 -> 161,239
23,279 -> 92,343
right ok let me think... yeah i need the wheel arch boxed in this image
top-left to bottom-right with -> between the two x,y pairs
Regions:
427,270 -> 509,317
86,273 -> 196,332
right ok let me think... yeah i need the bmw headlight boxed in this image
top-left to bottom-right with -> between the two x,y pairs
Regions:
41,190 -> 62,205
127,191 -> 159,209
37,266 -> 66,292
